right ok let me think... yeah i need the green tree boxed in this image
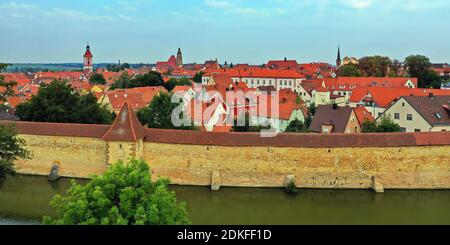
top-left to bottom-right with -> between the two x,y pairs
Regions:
404,55 -> 436,88
358,56 -> 392,77
164,78 -> 193,92
43,159 -> 190,225
163,78 -> 178,92
0,124 -> 30,183
338,64 -> 361,77
16,80 -> 114,124
231,113 -> 270,132
0,64 -> 16,105
285,119 -> 309,133
137,92 -> 195,130
129,71 -> 164,88
110,72 -> 131,90
89,73 -> 106,85
193,71 -> 205,84
362,117 -> 400,133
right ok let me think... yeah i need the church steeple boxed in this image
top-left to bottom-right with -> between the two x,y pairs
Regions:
176,48 -> 183,67
83,42 -> 93,72
336,45 -> 342,67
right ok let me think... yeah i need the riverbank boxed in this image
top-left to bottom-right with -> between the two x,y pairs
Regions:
2,175 -> 450,225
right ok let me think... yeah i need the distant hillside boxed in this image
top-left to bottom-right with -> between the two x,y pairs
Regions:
5,63 -> 109,73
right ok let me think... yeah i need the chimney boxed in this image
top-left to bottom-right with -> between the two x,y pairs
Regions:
332,103 -> 338,110
284,57 -> 287,61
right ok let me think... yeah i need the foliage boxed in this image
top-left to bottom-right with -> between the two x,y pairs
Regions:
0,64 -> 16,104
129,71 -> 164,88
110,72 -> 131,90
338,64 -> 361,77
137,92 -> 195,130
358,56 -> 392,77
15,80 -> 114,124
89,73 -> 106,85
285,179 -> 298,195
43,159 -> 190,225
106,63 -> 130,72
362,117 -> 401,133
308,103 -> 316,116
163,78 -> 193,92
193,71 -> 205,84
111,71 -> 164,89
285,119 -> 310,133
0,124 -> 30,183
231,113 -> 271,132
404,55 -> 441,88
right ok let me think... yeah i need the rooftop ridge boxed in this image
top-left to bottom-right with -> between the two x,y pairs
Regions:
101,101 -> 145,142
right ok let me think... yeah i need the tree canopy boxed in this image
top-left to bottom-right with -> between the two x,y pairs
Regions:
404,55 -> 441,88
358,56 -> 392,77
163,78 -> 193,92
193,71 -> 205,84
15,80 -> 114,124
0,64 -> 16,105
362,117 -> 401,133
106,63 -> 130,72
231,113 -> 271,132
111,71 -> 164,89
89,73 -> 106,85
0,124 -> 29,183
43,159 -> 190,225
285,119 -> 310,133
338,64 -> 361,77
137,92 -> 195,130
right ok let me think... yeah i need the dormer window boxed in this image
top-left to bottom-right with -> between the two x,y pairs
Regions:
435,113 -> 442,119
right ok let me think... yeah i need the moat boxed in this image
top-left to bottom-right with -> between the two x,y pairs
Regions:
1,175 -> 450,225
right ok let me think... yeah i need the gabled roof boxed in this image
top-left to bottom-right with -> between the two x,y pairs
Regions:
401,95 -> 450,127
350,87 -> 450,108
353,106 -> 374,126
102,102 -> 145,141
310,105 -> 353,133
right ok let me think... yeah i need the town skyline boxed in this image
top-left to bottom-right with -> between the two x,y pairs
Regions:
1,0 -> 450,64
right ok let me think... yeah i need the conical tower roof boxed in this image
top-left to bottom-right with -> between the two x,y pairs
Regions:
102,102 -> 145,141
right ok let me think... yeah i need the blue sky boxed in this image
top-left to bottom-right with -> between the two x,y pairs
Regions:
1,0 -> 449,64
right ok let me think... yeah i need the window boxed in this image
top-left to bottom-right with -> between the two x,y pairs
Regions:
394,113 -> 400,119
436,113 -> 442,119
378,113 -> 382,118
407,114 -> 413,121
402,103 -> 405,107
400,127 -> 407,132
414,129 -> 421,132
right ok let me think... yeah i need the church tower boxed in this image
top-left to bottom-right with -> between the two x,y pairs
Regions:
336,45 -> 342,67
176,48 -> 183,67
83,43 -> 93,72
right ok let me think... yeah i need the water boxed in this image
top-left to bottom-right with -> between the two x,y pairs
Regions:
1,175 -> 450,225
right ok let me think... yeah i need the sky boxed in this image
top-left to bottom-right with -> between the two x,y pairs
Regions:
0,0 -> 449,64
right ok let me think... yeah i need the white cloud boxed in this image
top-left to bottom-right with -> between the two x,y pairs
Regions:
340,0 -> 374,9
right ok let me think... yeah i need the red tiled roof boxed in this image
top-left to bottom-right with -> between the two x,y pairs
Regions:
353,106 -> 375,126
0,121 -> 110,138
143,128 -> 450,148
106,86 -> 167,111
204,68 -> 306,79
322,77 -> 418,91
102,102 -> 145,141
349,87 -> 450,108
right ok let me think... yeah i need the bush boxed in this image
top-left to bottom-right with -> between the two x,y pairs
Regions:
43,159 -> 190,225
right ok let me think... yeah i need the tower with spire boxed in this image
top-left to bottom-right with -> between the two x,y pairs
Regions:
83,43 -> 93,72
176,48 -> 183,67
336,45 -> 342,67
